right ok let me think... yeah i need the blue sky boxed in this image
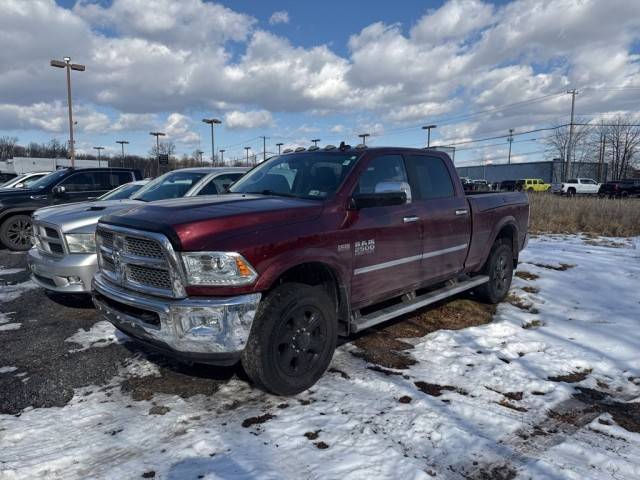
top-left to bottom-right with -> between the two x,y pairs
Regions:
1,0 -> 639,165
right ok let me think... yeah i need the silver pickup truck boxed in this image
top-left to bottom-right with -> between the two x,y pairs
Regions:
28,167 -> 247,294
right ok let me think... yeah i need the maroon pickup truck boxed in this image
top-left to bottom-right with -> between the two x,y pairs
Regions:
92,146 -> 529,394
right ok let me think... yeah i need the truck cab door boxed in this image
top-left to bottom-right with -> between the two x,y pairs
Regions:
404,154 -> 471,285
349,154 -> 423,308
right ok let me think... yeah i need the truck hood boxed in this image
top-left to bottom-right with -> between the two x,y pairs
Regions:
101,194 -> 324,250
33,200 -> 142,233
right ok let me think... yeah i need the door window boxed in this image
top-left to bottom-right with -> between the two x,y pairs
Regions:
405,155 -> 455,200
197,173 -> 244,196
356,155 -> 407,194
58,172 -> 98,192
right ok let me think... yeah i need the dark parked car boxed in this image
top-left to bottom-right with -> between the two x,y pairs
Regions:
598,179 -> 640,198
0,167 -> 141,250
499,180 -> 517,191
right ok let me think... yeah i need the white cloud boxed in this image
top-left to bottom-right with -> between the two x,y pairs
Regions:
163,113 -> 199,145
224,110 -> 274,129
269,11 -> 289,25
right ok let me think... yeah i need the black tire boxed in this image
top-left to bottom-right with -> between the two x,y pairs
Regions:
0,214 -> 33,251
567,188 -> 576,197
241,282 -> 337,395
474,239 -> 514,304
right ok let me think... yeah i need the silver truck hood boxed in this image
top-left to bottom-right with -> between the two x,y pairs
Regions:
33,200 -> 143,234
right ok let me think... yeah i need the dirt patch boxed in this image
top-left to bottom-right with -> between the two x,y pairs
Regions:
314,441 -> 329,449
522,319 -> 545,329
515,271 -> 539,281
498,399 -> 528,412
548,369 -> 592,383
148,405 -> 170,415
328,367 -> 350,379
415,381 -> 467,397
398,395 -> 412,404
585,239 -> 628,248
574,387 -> 640,433
352,333 -> 416,370
531,262 -> 575,271
506,293 -> 539,314
304,430 -> 321,440
521,286 -> 540,294
120,362 -> 228,401
465,463 -> 517,480
241,413 -> 274,428
142,471 -> 156,478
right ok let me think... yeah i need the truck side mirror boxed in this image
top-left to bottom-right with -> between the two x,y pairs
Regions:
52,185 -> 66,196
374,181 -> 412,203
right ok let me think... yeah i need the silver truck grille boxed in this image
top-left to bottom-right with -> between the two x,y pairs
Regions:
33,221 -> 65,257
95,225 -> 185,298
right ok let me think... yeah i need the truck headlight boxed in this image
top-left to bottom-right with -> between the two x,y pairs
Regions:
181,252 -> 257,286
65,233 -> 96,253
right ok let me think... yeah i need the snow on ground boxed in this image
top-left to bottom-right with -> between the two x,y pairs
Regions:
1,235 -> 640,479
0,279 -> 38,303
65,320 -> 129,352
0,267 -> 24,276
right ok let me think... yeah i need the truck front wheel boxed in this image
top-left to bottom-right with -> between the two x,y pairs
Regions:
241,282 -> 337,395
474,239 -> 514,304
0,214 -> 33,251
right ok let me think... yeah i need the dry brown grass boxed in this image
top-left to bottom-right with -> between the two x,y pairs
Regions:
528,193 -> 640,237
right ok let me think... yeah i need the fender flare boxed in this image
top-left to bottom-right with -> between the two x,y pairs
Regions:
478,216 -> 520,269
0,208 -> 36,225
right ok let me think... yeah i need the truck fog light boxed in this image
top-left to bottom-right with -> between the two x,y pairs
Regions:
67,276 -> 82,285
173,307 -> 223,336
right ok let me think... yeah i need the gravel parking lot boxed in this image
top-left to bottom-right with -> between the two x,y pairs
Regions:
2,236 -> 640,479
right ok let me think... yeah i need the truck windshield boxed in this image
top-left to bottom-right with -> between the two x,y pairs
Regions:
26,170 -> 67,190
131,171 -> 207,202
98,182 -> 146,200
229,152 -> 361,200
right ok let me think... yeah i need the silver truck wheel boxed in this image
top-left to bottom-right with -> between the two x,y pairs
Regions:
0,214 -> 33,251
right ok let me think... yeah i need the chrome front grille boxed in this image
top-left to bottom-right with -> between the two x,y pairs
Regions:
96,225 -> 185,298
33,221 -> 65,257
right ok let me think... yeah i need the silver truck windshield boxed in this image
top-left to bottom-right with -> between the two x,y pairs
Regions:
98,182 -> 146,200
132,171 -> 207,202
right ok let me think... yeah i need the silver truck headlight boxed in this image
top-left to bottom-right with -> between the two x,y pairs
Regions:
181,252 -> 257,286
65,233 -> 96,254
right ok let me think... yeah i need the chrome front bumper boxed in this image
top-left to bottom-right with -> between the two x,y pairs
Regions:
27,247 -> 97,293
92,272 -> 261,363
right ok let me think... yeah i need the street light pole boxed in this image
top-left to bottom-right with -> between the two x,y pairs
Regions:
93,146 -> 105,167
202,118 -> 222,165
276,142 -> 284,154
51,57 -> 85,168
507,128 -> 514,164
244,146 -> 251,166
219,149 -> 225,164
150,132 -> 166,176
422,124 -> 437,148
311,138 -> 320,147
358,133 -> 370,145
116,140 -> 129,168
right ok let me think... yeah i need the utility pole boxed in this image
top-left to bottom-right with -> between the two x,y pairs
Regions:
93,146 -> 105,167
150,131 -> 165,176
507,128 -> 514,164
50,57 -> 85,168
598,133 -> 606,182
202,118 -> 222,165
116,140 -> 129,168
276,142 -> 284,154
244,146 -> 251,166
422,124 -> 437,148
219,149 -> 225,164
311,138 -> 321,147
565,89 -> 579,181
259,136 -> 269,162
358,133 -> 370,145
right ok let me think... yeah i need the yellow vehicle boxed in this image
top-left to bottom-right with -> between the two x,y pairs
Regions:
516,178 -> 551,192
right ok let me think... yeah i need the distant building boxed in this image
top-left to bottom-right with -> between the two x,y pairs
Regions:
456,159 -> 608,183
0,157 -> 102,174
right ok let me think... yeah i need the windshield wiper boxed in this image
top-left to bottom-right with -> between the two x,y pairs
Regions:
245,190 -> 297,198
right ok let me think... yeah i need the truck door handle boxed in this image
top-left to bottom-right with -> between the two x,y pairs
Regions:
455,209 -> 468,216
403,216 -> 419,223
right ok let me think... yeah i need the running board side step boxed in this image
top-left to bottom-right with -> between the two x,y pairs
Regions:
350,275 -> 490,333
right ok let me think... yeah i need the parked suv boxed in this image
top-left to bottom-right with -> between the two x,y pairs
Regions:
598,179 -> 640,198
28,168 -> 246,294
93,146 -> 529,395
516,178 -> 551,192
0,168 -> 141,250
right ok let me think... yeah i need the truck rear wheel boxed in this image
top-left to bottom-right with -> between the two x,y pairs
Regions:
0,214 -> 33,251
241,282 -> 337,395
474,239 -> 513,304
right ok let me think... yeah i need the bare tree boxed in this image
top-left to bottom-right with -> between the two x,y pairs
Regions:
0,136 -> 18,160
545,119 -> 591,179
603,115 -> 640,180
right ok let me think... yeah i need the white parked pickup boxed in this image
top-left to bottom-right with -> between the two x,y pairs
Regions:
551,178 -> 600,195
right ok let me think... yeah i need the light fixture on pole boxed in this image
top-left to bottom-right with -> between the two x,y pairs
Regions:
219,149 -> 225,164
50,56 -> 85,168
150,131 -> 166,175
276,142 -> 284,154
116,140 -> 129,168
358,133 -> 370,145
422,124 -> 437,148
311,138 -> 321,147
202,118 -> 222,165
244,146 -> 251,166
93,146 -> 105,167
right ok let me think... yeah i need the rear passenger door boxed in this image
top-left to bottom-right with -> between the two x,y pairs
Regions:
404,155 -> 471,285
193,173 -> 244,196
349,154 -> 423,307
